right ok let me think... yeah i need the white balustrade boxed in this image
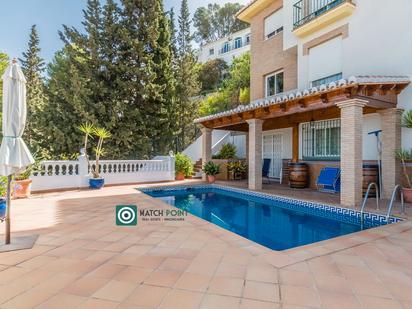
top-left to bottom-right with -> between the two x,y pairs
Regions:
30,156 -> 175,191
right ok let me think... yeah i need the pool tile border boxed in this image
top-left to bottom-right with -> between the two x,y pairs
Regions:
139,184 -> 402,229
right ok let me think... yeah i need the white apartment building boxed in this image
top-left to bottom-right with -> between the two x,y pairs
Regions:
197,27 -> 251,65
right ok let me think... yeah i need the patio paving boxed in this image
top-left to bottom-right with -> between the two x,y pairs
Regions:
0,180 -> 411,308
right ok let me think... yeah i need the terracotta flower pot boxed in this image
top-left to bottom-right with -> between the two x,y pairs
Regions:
13,179 -> 32,199
176,172 -> 185,181
207,175 -> 216,183
403,188 -> 412,203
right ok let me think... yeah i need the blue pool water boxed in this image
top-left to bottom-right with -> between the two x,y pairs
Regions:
143,186 -> 396,251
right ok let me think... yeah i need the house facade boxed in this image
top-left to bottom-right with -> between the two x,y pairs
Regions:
195,0 -> 412,208
197,27 -> 251,65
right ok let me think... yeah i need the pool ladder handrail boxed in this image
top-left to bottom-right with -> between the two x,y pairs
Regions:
360,183 -> 379,220
386,184 -> 404,220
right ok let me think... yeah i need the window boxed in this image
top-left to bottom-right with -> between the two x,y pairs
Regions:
302,119 -> 341,160
265,71 -> 284,97
209,48 -> 214,56
234,37 -> 242,49
264,9 -> 283,39
311,73 -> 342,87
245,34 -> 250,45
221,42 -> 230,54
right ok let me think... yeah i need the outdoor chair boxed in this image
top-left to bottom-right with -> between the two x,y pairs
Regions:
262,158 -> 271,184
316,167 -> 341,193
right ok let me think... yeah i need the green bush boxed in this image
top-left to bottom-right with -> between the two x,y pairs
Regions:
203,161 -> 220,176
239,87 -> 250,104
198,91 -> 230,117
175,153 -> 193,177
215,143 -> 237,159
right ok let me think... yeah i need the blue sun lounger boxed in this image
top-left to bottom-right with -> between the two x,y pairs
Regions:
316,167 -> 341,193
262,158 -> 271,184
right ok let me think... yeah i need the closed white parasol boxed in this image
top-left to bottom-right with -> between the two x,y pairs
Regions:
0,59 -> 34,244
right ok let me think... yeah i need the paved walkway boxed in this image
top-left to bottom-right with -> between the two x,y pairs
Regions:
0,181 -> 411,308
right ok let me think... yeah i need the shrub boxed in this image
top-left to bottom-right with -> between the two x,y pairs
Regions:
175,153 -> 193,177
203,161 -> 220,176
227,161 -> 247,175
0,176 -> 7,197
395,110 -> 412,188
216,143 -> 237,159
239,87 -> 250,104
198,91 -> 230,117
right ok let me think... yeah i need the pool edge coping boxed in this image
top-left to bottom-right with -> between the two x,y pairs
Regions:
137,182 -> 412,268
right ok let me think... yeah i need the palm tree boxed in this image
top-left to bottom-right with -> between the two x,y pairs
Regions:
91,127 -> 111,178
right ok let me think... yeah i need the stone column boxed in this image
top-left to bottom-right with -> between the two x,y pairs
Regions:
336,99 -> 367,207
245,132 -> 249,162
201,127 -> 212,181
247,119 -> 263,190
378,108 -> 403,198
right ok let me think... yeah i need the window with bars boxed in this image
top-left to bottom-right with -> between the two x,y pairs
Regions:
302,119 -> 340,160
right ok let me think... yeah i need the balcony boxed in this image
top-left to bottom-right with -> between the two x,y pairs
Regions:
293,0 -> 355,37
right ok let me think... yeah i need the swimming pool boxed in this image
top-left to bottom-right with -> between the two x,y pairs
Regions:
141,185 -> 400,251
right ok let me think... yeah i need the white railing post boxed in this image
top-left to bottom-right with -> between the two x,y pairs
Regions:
78,151 -> 89,188
169,152 -> 175,181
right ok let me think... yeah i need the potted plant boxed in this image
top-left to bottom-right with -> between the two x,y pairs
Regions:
395,149 -> 412,202
175,153 -> 193,180
227,161 -> 247,180
395,110 -> 412,202
13,166 -> 33,198
203,161 -> 220,183
79,123 -> 112,189
0,176 -> 7,219
89,127 -> 111,189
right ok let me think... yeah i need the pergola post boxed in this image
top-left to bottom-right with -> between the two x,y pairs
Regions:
292,124 -> 299,163
246,119 -> 263,190
201,127 -> 212,181
336,99 -> 367,207
378,108 -> 403,198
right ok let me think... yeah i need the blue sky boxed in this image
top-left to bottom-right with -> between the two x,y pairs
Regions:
0,0 -> 247,64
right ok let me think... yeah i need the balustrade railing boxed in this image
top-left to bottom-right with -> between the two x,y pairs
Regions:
30,156 -> 175,191
293,0 -> 348,29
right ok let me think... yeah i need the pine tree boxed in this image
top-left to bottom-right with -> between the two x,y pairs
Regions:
175,0 -> 200,151
118,0 -> 164,158
150,1 -> 177,156
19,25 -> 47,155
44,48 -> 94,158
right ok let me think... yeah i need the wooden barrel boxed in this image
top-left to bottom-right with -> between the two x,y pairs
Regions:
288,162 -> 308,189
363,164 -> 379,197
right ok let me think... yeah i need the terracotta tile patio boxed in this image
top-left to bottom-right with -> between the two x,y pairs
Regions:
0,180 -> 411,308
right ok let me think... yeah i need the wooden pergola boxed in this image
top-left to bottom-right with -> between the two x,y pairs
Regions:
196,76 -> 410,207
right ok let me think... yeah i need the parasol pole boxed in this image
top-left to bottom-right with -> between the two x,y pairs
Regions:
5,175 -> 11,244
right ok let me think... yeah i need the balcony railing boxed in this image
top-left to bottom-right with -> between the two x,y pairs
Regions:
293,0 -> 348,29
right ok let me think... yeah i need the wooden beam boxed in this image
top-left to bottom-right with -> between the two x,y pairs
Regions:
292,124 -> 299,163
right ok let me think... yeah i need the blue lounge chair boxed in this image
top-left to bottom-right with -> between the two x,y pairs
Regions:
262,158 -> 271,184
316,167 -> 341,193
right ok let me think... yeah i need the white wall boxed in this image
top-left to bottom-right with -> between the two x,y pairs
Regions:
282,0 -> 412,158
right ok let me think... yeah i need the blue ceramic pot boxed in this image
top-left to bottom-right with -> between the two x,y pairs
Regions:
0,199 -> 6,219
89,178 -> 105,189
